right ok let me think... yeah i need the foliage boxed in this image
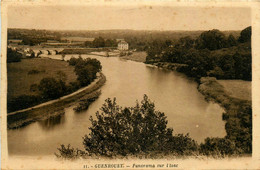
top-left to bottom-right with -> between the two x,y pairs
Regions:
195,29 -> 227,50
66,81 -> 81,93
68,56 -> 80,66
69,57 -> 102,86
199,137 -> 238,157
73,93 -> 100,112
7,48 -> 22,63
224,103 -> 252,154
177,48 -> 213,80
227,34 -> 238,47
7,95 -> 42,113
55,144 -> 86,159
75,64 -> 97,86
176,36 -> 195,49
198,77 -> 252,155
82,95 -> 198,157
238,26 -> 251,43
105,38 -> 117,47
147,26 -> 251,81
92,37 -> 105,48
38,77 -> 66,99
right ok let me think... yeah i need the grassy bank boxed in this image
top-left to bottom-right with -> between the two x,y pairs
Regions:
7,73 -> 106,129
120,51 -> 147,63
7,58 -> 77,99
198,77 -> 252,154
217,80 -> 251,101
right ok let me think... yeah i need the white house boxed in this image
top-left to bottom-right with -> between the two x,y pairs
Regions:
118,41 -> 129,50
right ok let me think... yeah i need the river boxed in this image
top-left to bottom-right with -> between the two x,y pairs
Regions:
8,54 -> 226,156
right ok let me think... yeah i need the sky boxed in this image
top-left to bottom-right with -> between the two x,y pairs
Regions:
7,5 -> 251,31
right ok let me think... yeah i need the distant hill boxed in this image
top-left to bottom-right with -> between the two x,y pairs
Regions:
8,28 -> 241,41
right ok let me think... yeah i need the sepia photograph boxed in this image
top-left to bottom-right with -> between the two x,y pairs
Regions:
1,0 -> 260,169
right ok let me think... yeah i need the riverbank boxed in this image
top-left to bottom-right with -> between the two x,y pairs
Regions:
150,62 -> 188,71
198,77 -> 252,154
120,51 -> 147,63
144,60 -> 252,154
7,73 -> 106,129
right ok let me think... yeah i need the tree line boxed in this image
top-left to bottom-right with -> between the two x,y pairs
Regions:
146,26 -> 252,81
84,36 -> 118,48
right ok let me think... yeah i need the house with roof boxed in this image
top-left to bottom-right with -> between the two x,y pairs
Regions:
118,41 -> 129,51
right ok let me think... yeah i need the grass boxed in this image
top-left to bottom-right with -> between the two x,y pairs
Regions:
121,51 -> 147,63
217,80 -> 251,101
7,58 -> 77,99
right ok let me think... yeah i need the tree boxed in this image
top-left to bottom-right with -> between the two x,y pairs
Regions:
82,95 -> 198,157
92,37 -> 105,48
7,48 -> 22,63
176,36 -> 195,49
218,54 -> 235,79
105,38 -> 117,47
238,26 -> 251,43
227,34 -> 238,47
196,29 -> 227,50
75,64 -> 96,86
38,77 -> 65,99
68,57 -> 102,87
180,49 -> 212,79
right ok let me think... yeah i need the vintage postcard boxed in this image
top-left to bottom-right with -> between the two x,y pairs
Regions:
1,0 -> 260,169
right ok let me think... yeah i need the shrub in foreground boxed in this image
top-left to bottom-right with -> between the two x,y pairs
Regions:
56,95 -> 198,159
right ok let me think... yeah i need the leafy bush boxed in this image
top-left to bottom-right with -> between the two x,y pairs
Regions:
55,144 -> 85,159
7,48 -> 22,63
72,57 -> 102,86
82,95 -> 198,157
66,81 -> 81,93
38,77 -> 66,99
56,95 -> 198,159
7,95 -> 42,113
68,57 -> 79,66
199,137 -> 238,157
238,26 -> 251,43
195,29 -> 227,50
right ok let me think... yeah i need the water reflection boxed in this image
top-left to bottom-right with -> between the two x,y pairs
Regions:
38,112 -> 65,130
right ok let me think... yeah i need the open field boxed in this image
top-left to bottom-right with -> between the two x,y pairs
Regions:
7,58 -> 77,99
8,74 -> 106,129
217,80 -> 251,101
121,51 -> 147,63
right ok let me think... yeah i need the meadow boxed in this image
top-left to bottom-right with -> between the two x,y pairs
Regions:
7,58 -> 77,99
217,80 -> 251,101
121,51 -> 147,63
